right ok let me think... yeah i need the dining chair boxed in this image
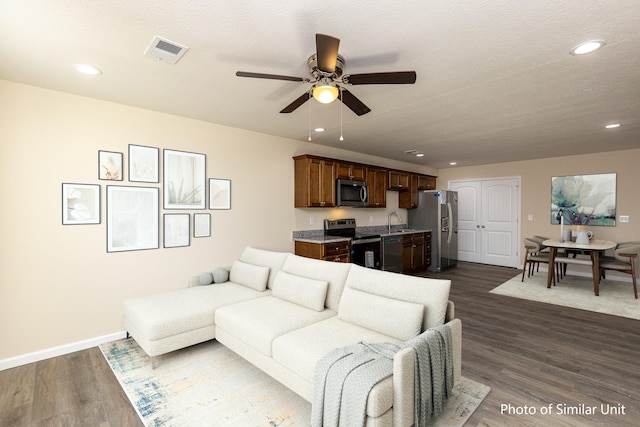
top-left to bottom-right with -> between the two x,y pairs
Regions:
599,242 -> 640,299
522,238 -> 562,283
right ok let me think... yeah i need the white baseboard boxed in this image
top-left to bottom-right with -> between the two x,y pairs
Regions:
0,331 -> 128,371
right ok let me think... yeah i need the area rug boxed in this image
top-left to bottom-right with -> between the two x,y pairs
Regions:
491,273 -> 639,320
100,338 -> 490,427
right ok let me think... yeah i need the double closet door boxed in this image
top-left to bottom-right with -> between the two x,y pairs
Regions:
449,177 -> 520,268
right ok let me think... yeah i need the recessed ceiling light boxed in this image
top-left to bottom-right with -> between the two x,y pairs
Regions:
570,40 -> 606,55
314,127 -> 326,132
73,64 -> 102,75
449,162 -> 457,166
605,123 -> 621,129
416,153 -> 425,157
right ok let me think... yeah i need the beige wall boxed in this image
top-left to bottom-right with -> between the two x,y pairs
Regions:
437,150 -> 640,266
0,80 -> 432,360
2,79 -> 638,362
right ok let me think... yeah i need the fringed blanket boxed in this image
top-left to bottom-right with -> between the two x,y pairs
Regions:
311,324 -> 453,427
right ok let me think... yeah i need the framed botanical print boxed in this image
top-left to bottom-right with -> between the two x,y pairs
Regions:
62,183 -> 100,225
193,213 -> 211,238
106,186 -> 159,252
99,150 -> 123,181
209,178 -> 231,210
164,213 -> 190,248
129,144 -> 159,183
163,149 -> 206,209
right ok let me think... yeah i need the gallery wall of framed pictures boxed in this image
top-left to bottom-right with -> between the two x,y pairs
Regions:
62,144 -> 231,252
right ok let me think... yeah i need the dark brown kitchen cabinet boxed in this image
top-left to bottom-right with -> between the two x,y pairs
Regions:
399,174 -> 419,209
388,170 -> 410,190
336,162 -> 367,181
417,175 -> 436,190
424,231 -> 432,268
294,155 -> 336,208
295,240 -> 350,263
401,232 -> 427,272
366,167 -> 387,208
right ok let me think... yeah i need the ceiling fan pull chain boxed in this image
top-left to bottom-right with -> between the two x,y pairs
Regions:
308,91 -> 312,141
339,87 -> 344,142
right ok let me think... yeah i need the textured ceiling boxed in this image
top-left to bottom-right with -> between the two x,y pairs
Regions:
1,0 -> 639,168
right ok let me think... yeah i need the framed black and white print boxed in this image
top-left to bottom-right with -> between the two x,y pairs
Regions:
99,150 -> 123,181
107,186 -> 159,252
164,213 -> 190,248
193,213 -> 211,238
129,144 -> 159,183
62,183 -> 100,225
163,149 -> 206,209
209,178 -> 231,210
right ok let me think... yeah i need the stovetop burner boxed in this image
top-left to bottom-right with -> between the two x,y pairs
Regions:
324,218 -> 380,241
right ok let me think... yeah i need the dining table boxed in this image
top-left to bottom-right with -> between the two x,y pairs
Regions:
542,239 -> 617,296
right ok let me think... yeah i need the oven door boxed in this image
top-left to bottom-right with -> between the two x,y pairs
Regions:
350,238 -> 381,269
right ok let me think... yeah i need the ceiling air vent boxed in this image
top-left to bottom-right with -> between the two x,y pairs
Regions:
144,36 -> 189,64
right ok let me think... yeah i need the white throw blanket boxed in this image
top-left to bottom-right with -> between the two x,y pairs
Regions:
311,324 -> 453,427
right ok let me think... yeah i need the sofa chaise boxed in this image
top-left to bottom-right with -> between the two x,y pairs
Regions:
123,246 -> 461,427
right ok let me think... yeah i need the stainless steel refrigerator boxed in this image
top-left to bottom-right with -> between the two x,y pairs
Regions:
408,190 -> 458,272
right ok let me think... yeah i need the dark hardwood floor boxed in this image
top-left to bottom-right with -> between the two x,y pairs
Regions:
418,262 -> 640,427
1,261 -> 638,426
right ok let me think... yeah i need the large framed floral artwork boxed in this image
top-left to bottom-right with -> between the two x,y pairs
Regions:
550,173 -> 616,227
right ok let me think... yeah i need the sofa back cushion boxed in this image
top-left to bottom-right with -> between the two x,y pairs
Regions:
272,271 -> 328,312
281,254 -> 352,311
239,247 -> 290,289
338,287 -> 424,341
229,260 -> 269,291
343,264 -> 451,330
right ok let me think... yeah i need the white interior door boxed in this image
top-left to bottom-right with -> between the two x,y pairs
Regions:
450,177 -> 520,267
450,182 -> 482,263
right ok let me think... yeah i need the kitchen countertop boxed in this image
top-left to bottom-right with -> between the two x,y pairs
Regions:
293,228 -> 432,244
293,235 -> 351,244
381,228 -> 431,237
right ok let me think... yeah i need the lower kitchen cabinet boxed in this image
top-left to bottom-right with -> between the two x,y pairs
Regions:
401,232 -> 431,272
294,240 -> 351,263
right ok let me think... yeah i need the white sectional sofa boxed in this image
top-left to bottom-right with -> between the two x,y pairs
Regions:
123,247 -> 461,427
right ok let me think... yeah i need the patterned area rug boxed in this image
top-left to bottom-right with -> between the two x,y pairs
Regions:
100,338 -> 490,427
491,274 -> 639,320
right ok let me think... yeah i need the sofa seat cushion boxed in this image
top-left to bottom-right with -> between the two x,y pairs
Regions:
344,264 -> 451,329
271,317 -> 399,417
123,283 -> 269,341
215,296 -> 336,357
281,254 -> 352,311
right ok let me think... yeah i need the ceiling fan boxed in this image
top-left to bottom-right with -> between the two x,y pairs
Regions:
236,34 -> 417,116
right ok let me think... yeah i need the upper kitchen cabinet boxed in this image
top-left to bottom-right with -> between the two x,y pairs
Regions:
388,170 -> 411,190
417,175 -> 436,190
294,155 -> 336,207
400,174 -> 437,209
366,167 -> 387,208
336,162 -> 367,181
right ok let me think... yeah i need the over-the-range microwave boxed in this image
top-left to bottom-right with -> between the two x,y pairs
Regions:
336,179 -> 369,207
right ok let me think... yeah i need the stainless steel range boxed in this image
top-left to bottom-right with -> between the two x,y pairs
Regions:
324,218 -> 381,269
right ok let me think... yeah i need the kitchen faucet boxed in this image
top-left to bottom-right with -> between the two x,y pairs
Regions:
388,211 -> 403,233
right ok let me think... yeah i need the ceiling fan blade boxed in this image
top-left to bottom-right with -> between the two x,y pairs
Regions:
345,71 -> 417,85
315,34 -> 340,73
338,89 -> 371,116
280,91 -> 311,114
236,71 -> 309,82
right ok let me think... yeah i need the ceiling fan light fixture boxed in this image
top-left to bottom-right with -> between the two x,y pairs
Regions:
312,84 -> 339,104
